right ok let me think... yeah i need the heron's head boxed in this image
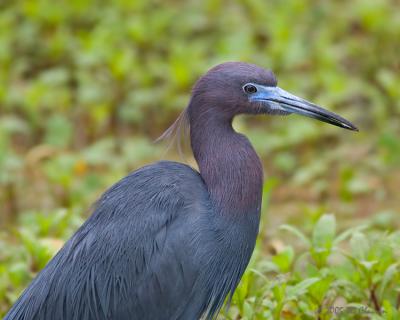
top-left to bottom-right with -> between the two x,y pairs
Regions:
189,62 -> 358,131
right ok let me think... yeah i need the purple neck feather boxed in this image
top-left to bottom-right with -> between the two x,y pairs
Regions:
189,105 -> 264,216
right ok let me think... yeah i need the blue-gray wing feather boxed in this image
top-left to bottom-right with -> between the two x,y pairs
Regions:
5,161 -> 212,320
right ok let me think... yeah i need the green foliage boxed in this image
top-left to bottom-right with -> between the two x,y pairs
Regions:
0,0 -> 399,318
223,215 -> 400,319
0,209 -> 83,313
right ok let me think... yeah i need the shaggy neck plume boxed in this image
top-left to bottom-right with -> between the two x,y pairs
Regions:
189,104 -> 263,217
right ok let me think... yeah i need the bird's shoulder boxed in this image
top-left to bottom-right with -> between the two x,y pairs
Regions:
72,160 -> 210,254
95,160 -> 209,218
108,160 -> 204,197
126,160 -> 205,194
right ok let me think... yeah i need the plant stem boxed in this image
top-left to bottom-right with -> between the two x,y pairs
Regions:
370,285 -> 381,314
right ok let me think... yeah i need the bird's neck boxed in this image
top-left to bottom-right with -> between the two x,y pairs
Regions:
190,114 -> 263,217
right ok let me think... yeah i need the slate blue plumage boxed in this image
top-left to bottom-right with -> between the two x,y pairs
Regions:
5,62 -> 357,320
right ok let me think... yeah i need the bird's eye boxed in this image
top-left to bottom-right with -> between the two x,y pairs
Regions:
243,84 -> 257,94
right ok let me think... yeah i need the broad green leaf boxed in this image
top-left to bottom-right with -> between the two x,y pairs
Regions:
272,246 -> 294,272
350,232 -> 370,260
312,214 -> 336,251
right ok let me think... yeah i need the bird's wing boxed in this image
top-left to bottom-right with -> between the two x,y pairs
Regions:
5,161 -> 210,320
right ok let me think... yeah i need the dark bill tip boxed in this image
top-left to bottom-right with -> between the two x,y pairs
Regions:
259,86 -> 359,132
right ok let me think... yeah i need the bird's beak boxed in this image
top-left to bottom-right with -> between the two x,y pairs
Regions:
251,86 -> 358,131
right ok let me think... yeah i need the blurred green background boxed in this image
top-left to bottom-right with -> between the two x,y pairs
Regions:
0,0 -> 399,318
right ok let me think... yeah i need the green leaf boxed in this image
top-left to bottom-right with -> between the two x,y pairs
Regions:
243,300 -> 254,320
382,299 -> 400,320
350,232 -> 370,260
308,274 -> 334,302
272,246 -> 294,272
279,224 -> 311,247
333,225 -> 369,246
286,277 -> 320,301
378,263 -> 399,299
312,214 -> 336,251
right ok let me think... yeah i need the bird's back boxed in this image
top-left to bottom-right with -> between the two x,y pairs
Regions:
5,161 -> 258,320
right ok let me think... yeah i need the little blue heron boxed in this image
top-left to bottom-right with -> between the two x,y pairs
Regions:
5,62 -> 357,320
